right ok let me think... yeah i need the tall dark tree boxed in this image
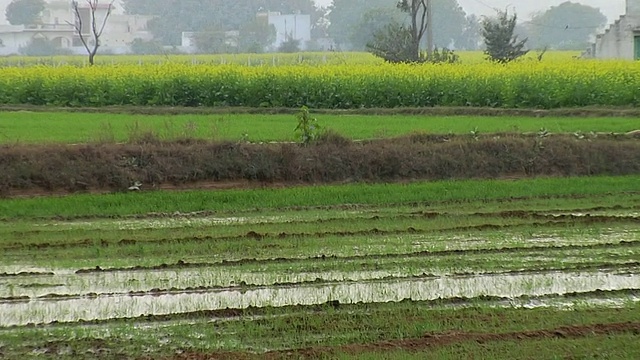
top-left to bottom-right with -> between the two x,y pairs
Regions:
367,22 -> 416,63
525,2 -> 606,50
482,10 -> 528,63
365,0 -> 429,63
397,0 -> 428,59
5,0 -> 45,26
330,0 -> 470,51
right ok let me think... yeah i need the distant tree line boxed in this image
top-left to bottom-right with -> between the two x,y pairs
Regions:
518,2 -> 606,50
328,0 -> 481,51
121,0 -> 327,51
329,0 -> 606,53
4,0 -> 608,57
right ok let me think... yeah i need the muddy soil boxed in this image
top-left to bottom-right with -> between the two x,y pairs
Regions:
164,322 -> 640,359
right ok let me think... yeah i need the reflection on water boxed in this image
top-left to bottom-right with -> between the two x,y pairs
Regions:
1,269 -> 638,327
0,268 -> 427,299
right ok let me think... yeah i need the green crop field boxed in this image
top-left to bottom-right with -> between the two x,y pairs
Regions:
0,111 -> 638,144
0,48 -> 639,359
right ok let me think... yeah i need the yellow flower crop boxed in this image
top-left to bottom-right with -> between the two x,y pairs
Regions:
0,55 -> 636,109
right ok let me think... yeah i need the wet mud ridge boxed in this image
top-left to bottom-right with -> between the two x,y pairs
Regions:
4,210 -> 639,252
168,322 -> 640,359
66,242 -> 640,274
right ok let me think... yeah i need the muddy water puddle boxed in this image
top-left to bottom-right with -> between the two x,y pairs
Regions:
547,211 -> 640,218
1,269 -> 639,327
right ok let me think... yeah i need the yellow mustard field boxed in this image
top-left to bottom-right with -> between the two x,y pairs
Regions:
0,59 -> 637,109
0,52 -> 383,67
0,51 -> 580,67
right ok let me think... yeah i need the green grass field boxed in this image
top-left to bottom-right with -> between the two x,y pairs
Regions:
2,175 -> 638,219
2,304 -> 638,359
0,111 -> 638,144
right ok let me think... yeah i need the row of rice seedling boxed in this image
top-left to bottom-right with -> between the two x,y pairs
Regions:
0,60 -> 637,109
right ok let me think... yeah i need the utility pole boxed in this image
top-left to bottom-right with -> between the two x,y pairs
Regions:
426,0 -> 433,60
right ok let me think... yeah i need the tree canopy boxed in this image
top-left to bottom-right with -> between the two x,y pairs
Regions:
350,7 -> 403,50
329,0 -> 480,51
482,10 -> 528,63
328,0 -> 397,49
427,0 -> 468,49
524,1 -> 606,50
5,0 -> 45,26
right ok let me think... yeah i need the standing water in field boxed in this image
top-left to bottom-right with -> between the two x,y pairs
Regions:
1,269 -> 639,327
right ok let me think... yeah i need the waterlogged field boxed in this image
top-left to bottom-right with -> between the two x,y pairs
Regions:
0,59 -> 637,109
0,177 -> 639,359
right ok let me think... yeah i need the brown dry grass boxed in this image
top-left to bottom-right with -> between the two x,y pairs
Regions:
0,133 -> 638,196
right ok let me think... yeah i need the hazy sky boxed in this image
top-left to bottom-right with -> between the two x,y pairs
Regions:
315,0 -> 625,22
0,0 -> 627,26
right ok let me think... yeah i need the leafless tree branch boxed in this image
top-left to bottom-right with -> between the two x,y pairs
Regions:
67,0 -> 114,65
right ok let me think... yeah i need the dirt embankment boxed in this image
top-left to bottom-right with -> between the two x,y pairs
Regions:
7,104 -> 640,118
1,133 -> 639,196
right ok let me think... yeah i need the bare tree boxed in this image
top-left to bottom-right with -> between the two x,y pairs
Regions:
67,0 -> 114,65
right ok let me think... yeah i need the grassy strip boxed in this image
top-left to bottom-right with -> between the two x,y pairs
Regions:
2,192 -> 635,231
0,111 -> 638,144
1,302 -> 638,359
1,176 -> 638,219
338,334 -> 640,360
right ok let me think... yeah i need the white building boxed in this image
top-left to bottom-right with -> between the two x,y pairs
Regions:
262,12 -> 311,51
0,0 -> 153,55
589,0 -> 640,59
0,0 -> 74,54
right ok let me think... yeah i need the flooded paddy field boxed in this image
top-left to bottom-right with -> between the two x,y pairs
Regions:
0,178 -> 639,359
